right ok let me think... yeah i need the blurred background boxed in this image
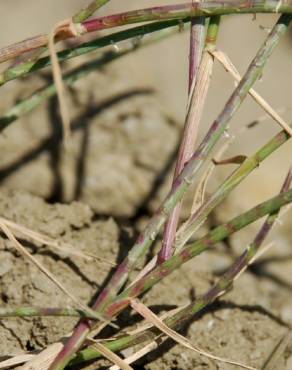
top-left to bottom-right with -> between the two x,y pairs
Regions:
0,1 -> 291,228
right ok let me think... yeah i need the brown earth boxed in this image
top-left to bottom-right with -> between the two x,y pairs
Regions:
0,190 -> 291,370
0,1 -> 292,369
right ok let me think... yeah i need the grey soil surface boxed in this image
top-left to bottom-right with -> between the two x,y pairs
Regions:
0,191 -> 291,370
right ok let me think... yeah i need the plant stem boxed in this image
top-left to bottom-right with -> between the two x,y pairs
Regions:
188,17 -> 206,93
175,127 -> 292,249
165,169 -> 292,329
62,189 -> 292,369
70,185 -> 292,366
107,188 -> 292,316
48,15 -> 291,370
0,19 -> 189,86
159,16 -> 219,263
0,307 -> 101,320
73,0 -> 112,23
105,14 -> 291,304
0,0 -> 110,65
0,26 -> 181,131
2,0 -> 292,65
80,1 -> 292,32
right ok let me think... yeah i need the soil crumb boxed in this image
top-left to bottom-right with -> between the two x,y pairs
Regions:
0,191 -> 291,369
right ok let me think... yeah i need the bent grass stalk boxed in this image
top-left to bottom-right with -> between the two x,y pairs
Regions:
48,15 -> 291,370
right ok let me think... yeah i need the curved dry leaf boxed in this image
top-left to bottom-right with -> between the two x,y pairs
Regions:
89,340 -> 134,370
130,299 -> 256,370
0,220 -> 107,323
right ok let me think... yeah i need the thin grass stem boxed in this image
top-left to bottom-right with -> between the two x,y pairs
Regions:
175,127 -> 292,249
2,0 -> 292,65
0,19 -> 189,86
48,15 -> 291,370
0,307 -> 102,320
73,0 -> 112,23
159,16 -> 219,262
69,186 -> 292,366
0,26 -> 181,131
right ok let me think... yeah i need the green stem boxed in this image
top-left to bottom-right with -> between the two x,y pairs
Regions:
73,0 -> 111,23
80,1 -> 292,32
159,16 -> 220,262
0,307 -> 101,320
0,26 -> 180,131
0,19 -> 188,86
175,126 -> 292,249
109,188 -> 292,315
168,169 -> 292,329
48,15 -> 291,370
70,185 -> 292,366
2,0 -> 292,66
73,125 -> 291,368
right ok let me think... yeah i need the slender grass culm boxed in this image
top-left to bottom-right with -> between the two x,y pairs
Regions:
0,1 -> 291,370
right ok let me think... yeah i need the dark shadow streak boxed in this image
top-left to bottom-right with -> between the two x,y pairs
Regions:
47,96 -> 64,202
73,117 -> 90,200
251,254 -> 292,266
213,255 -> 292,293
0,88 -> 154,191
130,123 -> 180,222
249,264 -> 292,292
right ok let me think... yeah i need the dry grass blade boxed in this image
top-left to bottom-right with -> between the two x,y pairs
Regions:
109,306 -> 186,369
0,220 -> 107,322
0,217 -> 116,267
261,330 -> 292,370
0,353 -> 35,369
89,340 -> 134,370
128,255 -> 158,288
109,339 -> 163,370
19,343 -> 65,370
211,49 -> 292,136
130,299 -> 256,370
48,19 -> 78,142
